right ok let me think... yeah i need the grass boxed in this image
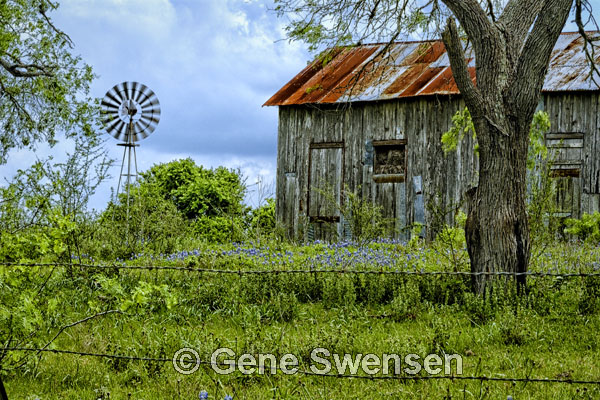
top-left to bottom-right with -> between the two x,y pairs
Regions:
2,241 -> 600,399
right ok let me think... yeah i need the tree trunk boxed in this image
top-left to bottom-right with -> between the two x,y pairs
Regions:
441,0 -> 573,294
465,117 -> 531,294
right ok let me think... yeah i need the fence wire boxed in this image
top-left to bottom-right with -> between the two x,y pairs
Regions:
1,262 -> 599,278
4,347 -> 600,385
3,260 -> 600,391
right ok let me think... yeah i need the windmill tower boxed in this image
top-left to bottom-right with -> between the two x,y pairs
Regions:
101,82 -> 161,223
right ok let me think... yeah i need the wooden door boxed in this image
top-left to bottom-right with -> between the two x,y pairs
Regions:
551,171 -> 581,218
307,142 -> 343,241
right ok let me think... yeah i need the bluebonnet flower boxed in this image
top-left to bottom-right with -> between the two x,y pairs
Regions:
224,396 -> 233,400
199,390 -> 209,399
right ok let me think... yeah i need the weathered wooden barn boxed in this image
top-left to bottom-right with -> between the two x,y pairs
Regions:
264,32 -> 600,241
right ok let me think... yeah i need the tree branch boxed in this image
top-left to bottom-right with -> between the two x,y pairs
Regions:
441,0 -> 506,96
510,0 -> 574,111
497,0 -> 546,56
39,0 -> 74,48
575,0 -> 600,88
37,310 -> 122,354
0,79 -> 35,125
440,0 -> 494,43
441,17 -> 483,110
0,58 -> 55,78
486,0 -> 496,22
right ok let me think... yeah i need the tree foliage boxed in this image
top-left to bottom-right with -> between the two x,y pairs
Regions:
96,181 -> 189,259
96,159 -> 249,254
143,158 -> 246,221
441,107 -> 476,153
0,137 -> 112,261
564,212 -> 600,243
0,0 -> 96,163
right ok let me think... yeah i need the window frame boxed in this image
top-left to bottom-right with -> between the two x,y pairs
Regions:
371,139 -> 407,183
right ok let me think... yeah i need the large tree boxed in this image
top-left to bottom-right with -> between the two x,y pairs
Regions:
274,0 -> 598,292
0,0 -> 96,164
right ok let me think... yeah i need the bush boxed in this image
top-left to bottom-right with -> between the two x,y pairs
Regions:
194,214 -> 246,243
248,198 -> 276,237
564,212 -> 600,243
144,159 -> 246,220
93,182 -> 190,259
91,159 -> 254,256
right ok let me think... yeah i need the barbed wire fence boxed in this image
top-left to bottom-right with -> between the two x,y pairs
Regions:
4,347 -> 600,384
2,261 -> 600,277
2,260 -> 600,397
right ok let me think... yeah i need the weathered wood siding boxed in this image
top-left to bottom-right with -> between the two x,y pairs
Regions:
542,92 -> 600,217
276,96 -> 476,241
276,93 -> 600,241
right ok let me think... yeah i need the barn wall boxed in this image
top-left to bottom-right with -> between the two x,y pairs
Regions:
276,92 -> 600,242
276,96 -> 478,241
542,92 -> 600,217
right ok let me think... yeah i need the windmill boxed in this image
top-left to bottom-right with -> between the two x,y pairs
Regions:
101,82 -> 161,223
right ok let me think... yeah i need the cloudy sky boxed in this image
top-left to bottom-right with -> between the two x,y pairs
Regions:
0,0 -> 593,210
1,0 -> 310,209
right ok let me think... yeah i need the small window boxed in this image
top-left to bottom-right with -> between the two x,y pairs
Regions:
372,139 -> 406,183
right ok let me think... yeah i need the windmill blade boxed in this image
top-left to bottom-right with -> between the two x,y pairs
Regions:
130,81 -> 139,101
114,123 -> 127,141
141,109 -> 161,121
102,81 -> 160,143
107,119 -> 126,140
141,102 -> 161,118
141,98 -> 160,110
125,81 -> 136,101
101,109 -> 119,124
133,121 -> 151,141
114,82 -> 128,103
102,113 -> 120,126
140,103 -> 158,115
140,113 -> 160,126
133,83 -> 148,104
102,91 -> 121,109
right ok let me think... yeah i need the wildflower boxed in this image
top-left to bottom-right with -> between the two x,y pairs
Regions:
224,396 -> 233,400
199,390 -> 209,399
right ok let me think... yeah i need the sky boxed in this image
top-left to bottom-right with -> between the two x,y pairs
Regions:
0,0 -> 596,211
0,0 -> 310,210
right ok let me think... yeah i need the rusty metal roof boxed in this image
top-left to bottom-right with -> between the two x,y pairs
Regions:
264,32 -> 600,106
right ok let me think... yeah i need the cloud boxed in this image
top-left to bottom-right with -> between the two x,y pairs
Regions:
51,0 -> 306,158
1,0 -> 310,209
59,0 -> 177,38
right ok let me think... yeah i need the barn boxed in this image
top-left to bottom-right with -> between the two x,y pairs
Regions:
264,32 -> 600,242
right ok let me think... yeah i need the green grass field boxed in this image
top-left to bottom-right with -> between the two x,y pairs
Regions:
3,241 -> 600,399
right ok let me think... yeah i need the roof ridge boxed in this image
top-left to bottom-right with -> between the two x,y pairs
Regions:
265,32 -> 600,106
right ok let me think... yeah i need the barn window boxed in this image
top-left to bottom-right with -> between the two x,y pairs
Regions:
372,139 -> 406,183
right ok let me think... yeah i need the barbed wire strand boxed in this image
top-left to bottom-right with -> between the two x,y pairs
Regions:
4,347 -> 600,385
1,262 -> 599,277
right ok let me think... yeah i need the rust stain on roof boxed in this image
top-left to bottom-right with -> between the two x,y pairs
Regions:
264,32 -> 600,106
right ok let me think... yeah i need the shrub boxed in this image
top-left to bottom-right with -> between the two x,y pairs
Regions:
92,181 -> 190,259
143,159 -> 246,220
564,212 -> 600,243
247,198 -> 277,240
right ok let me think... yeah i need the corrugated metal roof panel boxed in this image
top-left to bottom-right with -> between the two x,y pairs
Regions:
264,32 -> 600,106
